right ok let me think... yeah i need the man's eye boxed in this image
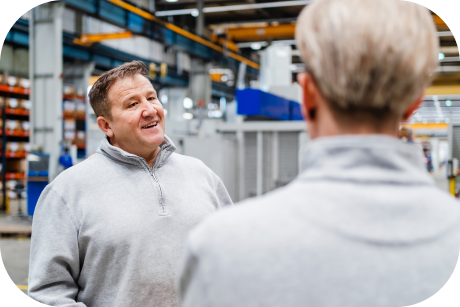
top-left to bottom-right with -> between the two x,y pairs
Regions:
130,102 -> 138,107
148,97 -> 156,101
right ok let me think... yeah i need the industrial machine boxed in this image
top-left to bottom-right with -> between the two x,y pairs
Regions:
26,152 -> 50,216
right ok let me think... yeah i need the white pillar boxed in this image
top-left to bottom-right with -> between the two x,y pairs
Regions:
237,130 -> 245,201
256,131 -> 263,196
30,2 -> 64,179
272,131 -> 279,190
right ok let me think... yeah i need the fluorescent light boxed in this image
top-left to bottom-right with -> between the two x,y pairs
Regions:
440,56 -> 460,62
437,31 -> 453,37
439,53 -> 445,60
161,94 -> 168,104
446,118 -> 451,124
191,9 -> 199,17
156,0 -> 312,16
165,0 -> 179,2
183,113 -> 193,119
183,97 -> 193,109
435,66 -> 460,72
208,110 -> 223,118
446,100 -> 453,107
237,40 -> 296,48
238,41 -> 267,48
250,43 -> 262,50
220,97 -> 227,113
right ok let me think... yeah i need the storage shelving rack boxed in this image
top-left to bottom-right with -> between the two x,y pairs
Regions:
63,93 -> 86,158
0,84 -> 30,212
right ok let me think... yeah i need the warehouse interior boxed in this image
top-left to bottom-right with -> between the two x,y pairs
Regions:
0,0 -> 460,295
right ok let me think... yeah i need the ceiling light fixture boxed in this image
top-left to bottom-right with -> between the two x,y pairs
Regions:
250,43 -> 262,50
155,0 -> 313,16
437,31 -> 453,37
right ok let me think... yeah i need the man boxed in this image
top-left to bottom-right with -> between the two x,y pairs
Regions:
179,0 -> 460,306
28,61 -> 232,307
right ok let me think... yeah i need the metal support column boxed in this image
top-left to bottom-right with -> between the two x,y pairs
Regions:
237,130 -> 245,201
272,131 -> 279,190
196,0 -> 204,36
256,131 -> 263,196
30,2 -> 64,180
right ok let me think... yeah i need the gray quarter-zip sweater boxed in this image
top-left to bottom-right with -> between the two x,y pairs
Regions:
28,135 -> 232,307
180,135 -> 460,307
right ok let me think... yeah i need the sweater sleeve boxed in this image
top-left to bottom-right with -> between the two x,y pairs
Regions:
28,186 -> 87,307
179,233 -> 207,307
214,177 -> 233,208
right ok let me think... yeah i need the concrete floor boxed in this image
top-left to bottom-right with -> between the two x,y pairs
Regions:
0,238 -> 30,294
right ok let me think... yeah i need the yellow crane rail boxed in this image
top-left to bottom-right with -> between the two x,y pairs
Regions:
73,31 -> 133,46
226,24 -> 296,41
107,0 -> 259,69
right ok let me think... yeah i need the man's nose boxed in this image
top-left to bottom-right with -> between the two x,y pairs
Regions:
141,100 -> 157,117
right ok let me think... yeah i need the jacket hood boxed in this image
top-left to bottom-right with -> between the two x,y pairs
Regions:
97,134 -> 177,169
299,134 -> 434,186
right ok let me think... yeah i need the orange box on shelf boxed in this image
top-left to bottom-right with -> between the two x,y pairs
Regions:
5,152 -> 27,158
6,173 -> 25,180
5,108 -> 30,116
0,84 -> 30,95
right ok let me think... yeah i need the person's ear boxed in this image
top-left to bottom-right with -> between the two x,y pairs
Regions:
402,92 -> 425,122
297,72 -> 319,121
97,116 -> 114,138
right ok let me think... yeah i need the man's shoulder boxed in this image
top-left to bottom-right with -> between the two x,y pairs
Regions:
51,153 -> 109,188
167,153 -> 215,175
189,185 -> 290,246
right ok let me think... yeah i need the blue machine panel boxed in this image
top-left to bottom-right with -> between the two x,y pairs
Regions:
99,0 -> 126,26
65,0 -> 97,14
127,12 -> 144,33
27,153 -> 50,216
236,89 -> 290,120
290,101 -> 303,121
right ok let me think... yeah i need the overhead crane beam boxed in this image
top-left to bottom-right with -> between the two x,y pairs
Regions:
106,0 -> 260,69
217,14 -> 448,42
226,23 -> 295,41
73,31 -> 133,46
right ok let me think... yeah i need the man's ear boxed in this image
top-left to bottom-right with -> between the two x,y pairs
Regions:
97,116 -> 114,138
297,72 -> 319,121
402,92 -> 425,122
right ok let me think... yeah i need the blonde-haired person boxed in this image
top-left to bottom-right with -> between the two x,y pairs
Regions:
179,0 -> 460,306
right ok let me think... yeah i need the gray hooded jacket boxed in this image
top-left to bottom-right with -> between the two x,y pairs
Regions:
180,135 -> 460,307
29,135 -> 232,307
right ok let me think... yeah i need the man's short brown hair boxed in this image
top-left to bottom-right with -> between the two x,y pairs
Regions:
89,61 -> 149,120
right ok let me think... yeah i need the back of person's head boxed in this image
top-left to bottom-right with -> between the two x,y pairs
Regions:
295,0 -> 438,128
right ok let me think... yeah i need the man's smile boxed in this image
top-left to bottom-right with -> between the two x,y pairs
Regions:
141,122 -> 158,129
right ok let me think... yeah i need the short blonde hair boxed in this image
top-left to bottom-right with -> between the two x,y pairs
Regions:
295,0 -> 438,118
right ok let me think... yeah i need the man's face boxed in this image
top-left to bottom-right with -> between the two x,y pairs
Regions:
105,74 -> 165,157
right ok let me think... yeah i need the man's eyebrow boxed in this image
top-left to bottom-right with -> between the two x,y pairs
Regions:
146,90 -> 157,96
121,93 -> 139,104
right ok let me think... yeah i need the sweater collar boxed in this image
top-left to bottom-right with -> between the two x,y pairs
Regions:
97,134 -> 177,169
298,135 -> 434,186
